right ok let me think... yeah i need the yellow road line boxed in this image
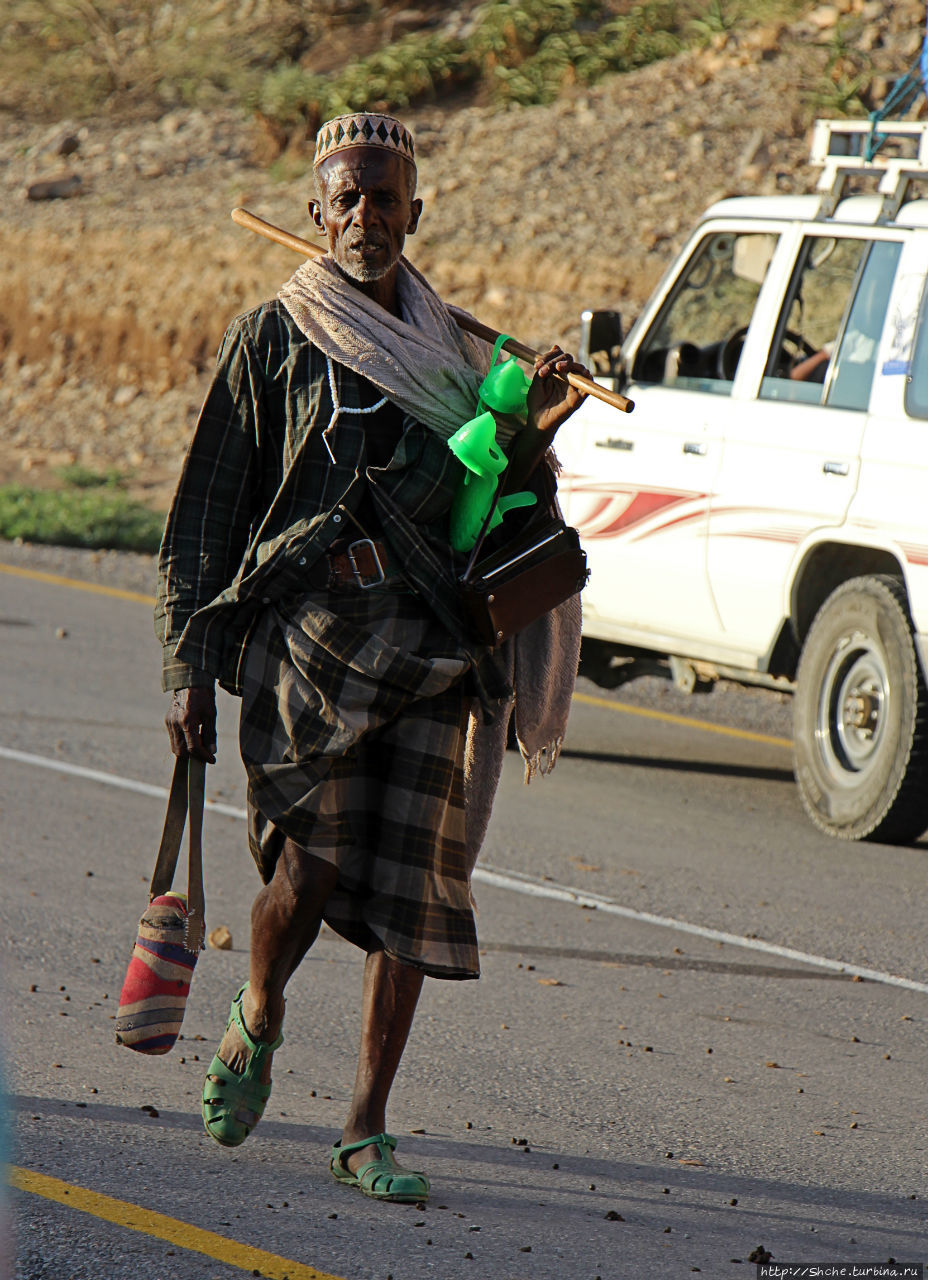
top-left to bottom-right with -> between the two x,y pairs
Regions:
0,561 -> 154,605
572,690 -> 793,749
10,1166 -> 343,1280
0,559 -> 793,750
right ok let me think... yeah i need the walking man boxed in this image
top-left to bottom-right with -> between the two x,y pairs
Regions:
156,111 -> 588,1202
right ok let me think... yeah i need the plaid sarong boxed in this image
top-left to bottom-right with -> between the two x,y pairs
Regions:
240,584 -> 481,980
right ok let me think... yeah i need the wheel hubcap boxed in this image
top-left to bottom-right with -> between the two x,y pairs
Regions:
815,631 -> 888,784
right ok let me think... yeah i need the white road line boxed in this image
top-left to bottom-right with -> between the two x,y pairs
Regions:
473,866 -> 928,994
5,744 -> 928,997
0,745 -> 246,819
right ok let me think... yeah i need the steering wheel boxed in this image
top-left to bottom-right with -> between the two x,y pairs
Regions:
717,326 -> 818,380
717,326 -> 749,380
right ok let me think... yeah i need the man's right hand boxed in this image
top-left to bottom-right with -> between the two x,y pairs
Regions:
165,686 -> 217,762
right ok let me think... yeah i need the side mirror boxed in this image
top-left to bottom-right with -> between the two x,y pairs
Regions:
578,309 -> 625,384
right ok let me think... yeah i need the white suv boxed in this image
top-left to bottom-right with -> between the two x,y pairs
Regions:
560,120 -> 928,844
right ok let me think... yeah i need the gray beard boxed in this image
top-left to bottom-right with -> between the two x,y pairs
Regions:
338,246 -> 400,284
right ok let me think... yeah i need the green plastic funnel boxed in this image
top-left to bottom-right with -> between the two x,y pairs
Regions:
478,334 -> 532,415
447,411 -> 507,478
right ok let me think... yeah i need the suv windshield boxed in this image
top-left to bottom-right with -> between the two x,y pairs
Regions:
633,231 -> 777,393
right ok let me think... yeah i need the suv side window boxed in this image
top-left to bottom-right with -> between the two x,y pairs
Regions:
633,231 -> 777,393
760,236 -> 901,410
903,281 -> 928,419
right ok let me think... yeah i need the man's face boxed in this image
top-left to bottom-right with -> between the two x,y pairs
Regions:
309,147 -> 421,286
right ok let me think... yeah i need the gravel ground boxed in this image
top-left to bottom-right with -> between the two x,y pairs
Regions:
0,539 -> 158,598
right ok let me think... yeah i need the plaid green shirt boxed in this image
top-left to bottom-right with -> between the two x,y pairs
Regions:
155,299 -> 509,700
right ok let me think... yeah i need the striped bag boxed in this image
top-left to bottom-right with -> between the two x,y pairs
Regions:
115,757 -> 206,1055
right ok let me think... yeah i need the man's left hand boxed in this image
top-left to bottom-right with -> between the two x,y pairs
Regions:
526,346 -> 591,436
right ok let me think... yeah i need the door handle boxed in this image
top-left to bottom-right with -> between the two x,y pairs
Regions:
683,441 -> 707,456
822,460 -> 849,476
596,437 -> 634,451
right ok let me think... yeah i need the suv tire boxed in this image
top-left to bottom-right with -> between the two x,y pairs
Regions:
793,574 -> 928,843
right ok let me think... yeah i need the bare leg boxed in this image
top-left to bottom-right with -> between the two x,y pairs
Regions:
209,837 -> 338,1124
341,948 -> 425,1174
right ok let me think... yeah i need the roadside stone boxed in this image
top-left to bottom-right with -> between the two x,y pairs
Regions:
26,174 -> 82,201
808,6 -> 839,28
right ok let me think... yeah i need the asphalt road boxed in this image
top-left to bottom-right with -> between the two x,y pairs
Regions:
1,560 -> 927,1280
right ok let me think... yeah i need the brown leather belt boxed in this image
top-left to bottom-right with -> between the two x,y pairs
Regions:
323,537 -> 392,589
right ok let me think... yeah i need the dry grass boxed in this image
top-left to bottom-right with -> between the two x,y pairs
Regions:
1,0 -> 317,118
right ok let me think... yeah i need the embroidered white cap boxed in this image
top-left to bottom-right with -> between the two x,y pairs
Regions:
313,113 -> 416,170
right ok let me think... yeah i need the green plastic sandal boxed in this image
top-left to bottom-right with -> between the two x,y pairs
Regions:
201,983 -> 283,1148
330,1132 -> 430,1203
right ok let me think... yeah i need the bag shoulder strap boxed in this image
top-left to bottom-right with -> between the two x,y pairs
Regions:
148,756 -> 206,954
148,757 -> 187,900
184,758 -> 206,953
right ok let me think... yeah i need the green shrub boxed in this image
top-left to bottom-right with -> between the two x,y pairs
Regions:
0,486 -> 165,553
687,0 -> 739,43
253,0 -> 691,126
806,22 -> 873,117
255,30 -> 478,135
330,31 -> 476,112
255,65 -> 330,131
53,464 -> 124,489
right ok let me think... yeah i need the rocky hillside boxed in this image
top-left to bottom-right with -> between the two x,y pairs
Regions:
1,0 -> 925,513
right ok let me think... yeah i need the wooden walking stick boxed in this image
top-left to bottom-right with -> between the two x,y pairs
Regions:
230,207 -> 634,414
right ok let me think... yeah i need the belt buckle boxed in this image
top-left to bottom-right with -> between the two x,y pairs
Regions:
347,538 -> 386,589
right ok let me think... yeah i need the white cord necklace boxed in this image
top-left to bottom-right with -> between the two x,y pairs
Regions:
322,355 -> 388,464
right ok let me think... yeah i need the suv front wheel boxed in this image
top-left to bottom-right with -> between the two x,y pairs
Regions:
793,574 -> 928,843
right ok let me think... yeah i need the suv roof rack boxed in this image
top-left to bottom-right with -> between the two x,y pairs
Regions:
811,118 -> 928,220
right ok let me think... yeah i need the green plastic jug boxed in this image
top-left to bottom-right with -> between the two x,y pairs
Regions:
447,408 -> 536,553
